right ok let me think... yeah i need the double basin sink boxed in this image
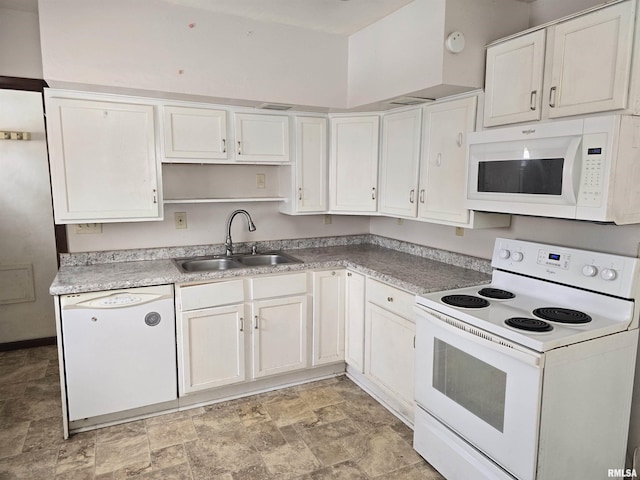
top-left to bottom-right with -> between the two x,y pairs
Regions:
174,251 -> 303,273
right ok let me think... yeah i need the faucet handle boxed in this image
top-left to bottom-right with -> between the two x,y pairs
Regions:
251,245 -> 258,255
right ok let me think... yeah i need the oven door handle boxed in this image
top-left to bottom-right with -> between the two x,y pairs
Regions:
415,305 -> 543,367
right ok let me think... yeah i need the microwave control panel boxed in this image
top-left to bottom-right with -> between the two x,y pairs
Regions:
577,132 -> 607,207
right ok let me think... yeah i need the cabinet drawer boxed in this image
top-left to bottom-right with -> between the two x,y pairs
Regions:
366,278 -> 415,322
179,279 -> 244,311
251,272 -> 308,300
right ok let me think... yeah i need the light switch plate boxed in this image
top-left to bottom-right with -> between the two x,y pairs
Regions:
256,174 -> 266,189
175,212 -> 188,229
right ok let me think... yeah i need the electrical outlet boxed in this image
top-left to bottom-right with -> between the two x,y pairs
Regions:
256,173 -> 266,189
455,227 -> 465,237
175,212 -> 187,229
324,214 -> 332,225
75,223 -> 102,234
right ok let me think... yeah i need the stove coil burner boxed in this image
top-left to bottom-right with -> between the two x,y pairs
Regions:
505,317 -> 553,332
533,307 -> 592,324
441,295 -> 490,309
478,288 -> 515,300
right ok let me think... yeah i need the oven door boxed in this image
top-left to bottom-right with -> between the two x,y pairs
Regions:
415,306 -> 543,480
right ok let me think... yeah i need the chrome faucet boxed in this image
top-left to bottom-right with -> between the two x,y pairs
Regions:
225,209 -> 256,256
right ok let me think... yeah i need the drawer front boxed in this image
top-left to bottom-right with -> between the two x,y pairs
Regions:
251,272 -> 308,300
179,279 -> 244,311
366,278 -> 415,322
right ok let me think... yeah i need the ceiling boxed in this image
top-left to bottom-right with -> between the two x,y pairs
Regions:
1,0 -> 534,35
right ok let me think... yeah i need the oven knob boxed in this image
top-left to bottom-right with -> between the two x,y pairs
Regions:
601,268 -> 617,281
582,265 -> 598,277
511,251 -> 524,262
499,249 -> 511,259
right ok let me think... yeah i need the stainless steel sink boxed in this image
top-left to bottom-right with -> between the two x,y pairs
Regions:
236,252 -> 303,267
174,251 -> 302,273
174,256 -> 242,272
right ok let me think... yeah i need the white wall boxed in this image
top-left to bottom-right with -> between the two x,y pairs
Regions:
528,0 -> 606,27
0,8 -> 43,78
67,203 -> 370,252
0,90 -> 58,342
38,0 -> 348,109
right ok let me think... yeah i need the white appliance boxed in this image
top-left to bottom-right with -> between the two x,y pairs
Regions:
466,115 -> 640,224
414,238 -> 640,480
61,285 -> 177,421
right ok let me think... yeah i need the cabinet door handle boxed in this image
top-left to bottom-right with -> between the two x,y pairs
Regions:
372,187 -> 376,200
331,271 -> 336,276
436,153 -> 442,167
457,133 -> 463,147
222,138 -> 227,153
153,189 -> 157,204
409,189 -> 415,204
239,317 -> 244,332
254,315 -> 259,330
413,335 -> 416,349
387,296 -> 394,302
549,86 -> 557,108
237,141 -> 242,155
347,272 -> 352,277
530,90 -> 537,111
419,189 -> 425,204
298,187 -> 302,201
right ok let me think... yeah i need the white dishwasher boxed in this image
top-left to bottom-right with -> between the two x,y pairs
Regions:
61,285 -> 177,421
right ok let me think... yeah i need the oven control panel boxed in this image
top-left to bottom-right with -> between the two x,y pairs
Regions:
492,238 -> 640,298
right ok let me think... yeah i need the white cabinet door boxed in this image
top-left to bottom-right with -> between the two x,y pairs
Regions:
418,96 -> 476,225
163,106 -> 227,161
546,0 -> 635,119
295,116 -> 327,212
179,304 -> 245,395
484,30 -> 546,127
379,108 -> 422,217
46,96 -> 161,223
365,302 -> 415,413
234,113 -> 289,163
312,270 -> 345,366
345,271 -> 366,373
330,116 -> 379,212
252,295 -> 308,378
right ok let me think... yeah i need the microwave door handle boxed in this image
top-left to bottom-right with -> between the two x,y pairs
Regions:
563,137 -> 583,204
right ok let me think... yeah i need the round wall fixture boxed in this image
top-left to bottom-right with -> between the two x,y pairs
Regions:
445,31 -> 465,53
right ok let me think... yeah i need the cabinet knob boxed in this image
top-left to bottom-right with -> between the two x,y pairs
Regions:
332,271 -> 336,276
387,296 -> 393,302
347,272 -> 352,277
91,316 -> 98,322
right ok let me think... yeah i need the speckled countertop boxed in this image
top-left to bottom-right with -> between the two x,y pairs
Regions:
50,235 -> 492,296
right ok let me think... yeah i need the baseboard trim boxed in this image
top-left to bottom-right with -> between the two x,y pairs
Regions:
0,336 -> 57,352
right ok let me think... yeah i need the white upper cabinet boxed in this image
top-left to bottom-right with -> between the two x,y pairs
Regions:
484,0 -> 636,127
546,1 -> 635,119
234,113 -> 290,163
418,97 -> 476,225
329,116 -> 379,213
45,92 -> 162,224
163,106 -> 228,161
295,116 -> 328,213
378,108 -> 422,217
484,30 -> 546,127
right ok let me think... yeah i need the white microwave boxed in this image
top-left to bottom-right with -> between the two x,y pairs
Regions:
466,115 -> 640,224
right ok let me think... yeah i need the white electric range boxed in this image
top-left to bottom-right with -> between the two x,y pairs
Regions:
413,237 -> 640,480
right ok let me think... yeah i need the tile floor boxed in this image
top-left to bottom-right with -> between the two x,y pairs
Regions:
0,345 -> 444,479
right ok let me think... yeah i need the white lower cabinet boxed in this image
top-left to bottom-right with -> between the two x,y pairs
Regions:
180,304 -> 245,394
364,279 -> 416,420
312,270 -> 345,366
252,295 -> 309,378
345,270 -> 366,373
